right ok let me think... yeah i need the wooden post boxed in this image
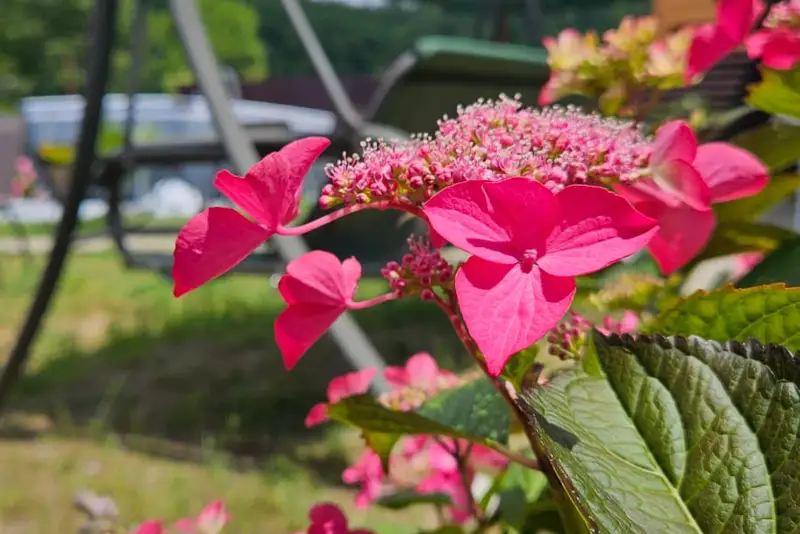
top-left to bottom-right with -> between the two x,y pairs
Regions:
653,0 -> 716,32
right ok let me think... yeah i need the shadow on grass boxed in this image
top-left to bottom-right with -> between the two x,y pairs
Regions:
9,295 -> 467,485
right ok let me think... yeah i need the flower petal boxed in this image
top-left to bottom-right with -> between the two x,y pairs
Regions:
136,522 -> 166,534
214,137 -> 330,228
637,200 -> 717,274
693,143 -> 769,203
305,403 -> 330,427
455,258 -> 575,376
759,30 -> 800,70
308,503 -> 348,529
687,24 -> 738,81
652,120 -> 697,165
284,251 -> 358,306
275,303 -> 345,370
404,352 -> 439,389
424,178 -> 559,264
328,368 -> 377,403
717,0 -> 761,42
653,159 -> 711,211
172,207 -> 271,297
537,186 -> 658,277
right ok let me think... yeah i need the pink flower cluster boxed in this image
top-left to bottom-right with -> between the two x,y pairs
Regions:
171,98 -> 766,377
295,503 -> 373,534
133,501 -> 229,534
688,0 -> 800,80
539,17 -> 693,115
305,353 -> 506,524
323,97 -> 651,207
546,311 -> 639,359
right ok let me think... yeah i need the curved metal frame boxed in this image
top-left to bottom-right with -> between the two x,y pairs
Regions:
0,0 -> 118,415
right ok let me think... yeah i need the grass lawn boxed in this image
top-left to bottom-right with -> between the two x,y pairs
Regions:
0,251 -> 466,533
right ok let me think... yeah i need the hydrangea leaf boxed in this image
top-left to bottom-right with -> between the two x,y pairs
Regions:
522,332 -> 800,533
737,237 -> 800,288
745,67 -> 800,120
327,377 -> 511,464
375,491 -> 452,510
650,284 -> 800,350
731,120 -> 800,173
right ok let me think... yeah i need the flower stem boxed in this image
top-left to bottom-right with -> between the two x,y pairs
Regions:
453,441 -> 485,525
348,292 -> 396,310
277,200 -> 427,236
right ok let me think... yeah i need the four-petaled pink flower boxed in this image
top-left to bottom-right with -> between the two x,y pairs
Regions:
342,450 -> 388,509
275,251 -> 394,370
687,0 -> 765,81
424,177 -> 658,376
175,500 -> 230,534
616,121 -> 768,274
172,137 -> 330,297
305,368 -> 376,427
299,503 -> 374,534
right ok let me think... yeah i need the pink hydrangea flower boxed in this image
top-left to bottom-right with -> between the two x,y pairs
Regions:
305,368 -> 376,427
600,310 -> 641,335
382,236 -> 454,299
174,501 -> 230,534
746,0 -> 800,69
616,121 -> 768,274
172,137 -> 330,297
133,521 -> 165,534
343,450 -> 388,508
686,0 -> 766,80
423,177 -> 657,375
384,352 -> 458,393
275,251 -> 394,369
298,503 -> 374,534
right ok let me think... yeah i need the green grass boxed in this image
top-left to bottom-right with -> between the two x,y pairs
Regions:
0,251 -> 465,533
0,214 -> 192,238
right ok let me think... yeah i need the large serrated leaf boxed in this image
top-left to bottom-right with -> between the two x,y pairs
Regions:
649,285 -> 800,350
523,332 -> 800,533
746,67 -> 800,120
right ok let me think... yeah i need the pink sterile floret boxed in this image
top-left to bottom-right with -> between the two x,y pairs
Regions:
321,97 -> 651,210
172,137 -> 330,297
616,120 -> 768,274
275,251 -> 363,370
305,368 -> 377,427
299,503 -> 374,534
133,521 -> 165,534
687,0 -> 765,80
424,177 -> 658,376
379,352 -> 461,411
747,0 -> 800,69
175,500 -> 230,534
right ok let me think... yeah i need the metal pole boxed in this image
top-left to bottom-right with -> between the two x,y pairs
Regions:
168,0 -> 389,393
0,0 -> 119,416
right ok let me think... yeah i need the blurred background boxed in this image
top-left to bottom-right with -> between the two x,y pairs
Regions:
0,0 -> 718,532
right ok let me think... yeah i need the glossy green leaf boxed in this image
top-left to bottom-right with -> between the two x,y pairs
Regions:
650,284 -> 800,350
362,430 -> 401,473
738,237 -> 800,288
732,121 -> 800,173
376,491 -> 452,510
716,174 -> 800,224
523,332 -> 800,533
417,527 -> 464,534
496,462 -> 553,533
746,67 -> 800,119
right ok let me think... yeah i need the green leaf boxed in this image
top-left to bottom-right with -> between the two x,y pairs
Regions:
417,527 -> 464,534
501,345 -> 541,391
650,284 -> 800,350
693,220 -> 796,263
738,237 -> 800,288
523,332 -> 800,533
716,174 -> 800,224
362,431 -> 401,473
496,462 -> 552,532
327,378 -> 511,463
732,121 -> 800,173
746,67 -> 800,119
376,491 -> 452,510
417,377 -> 510,446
